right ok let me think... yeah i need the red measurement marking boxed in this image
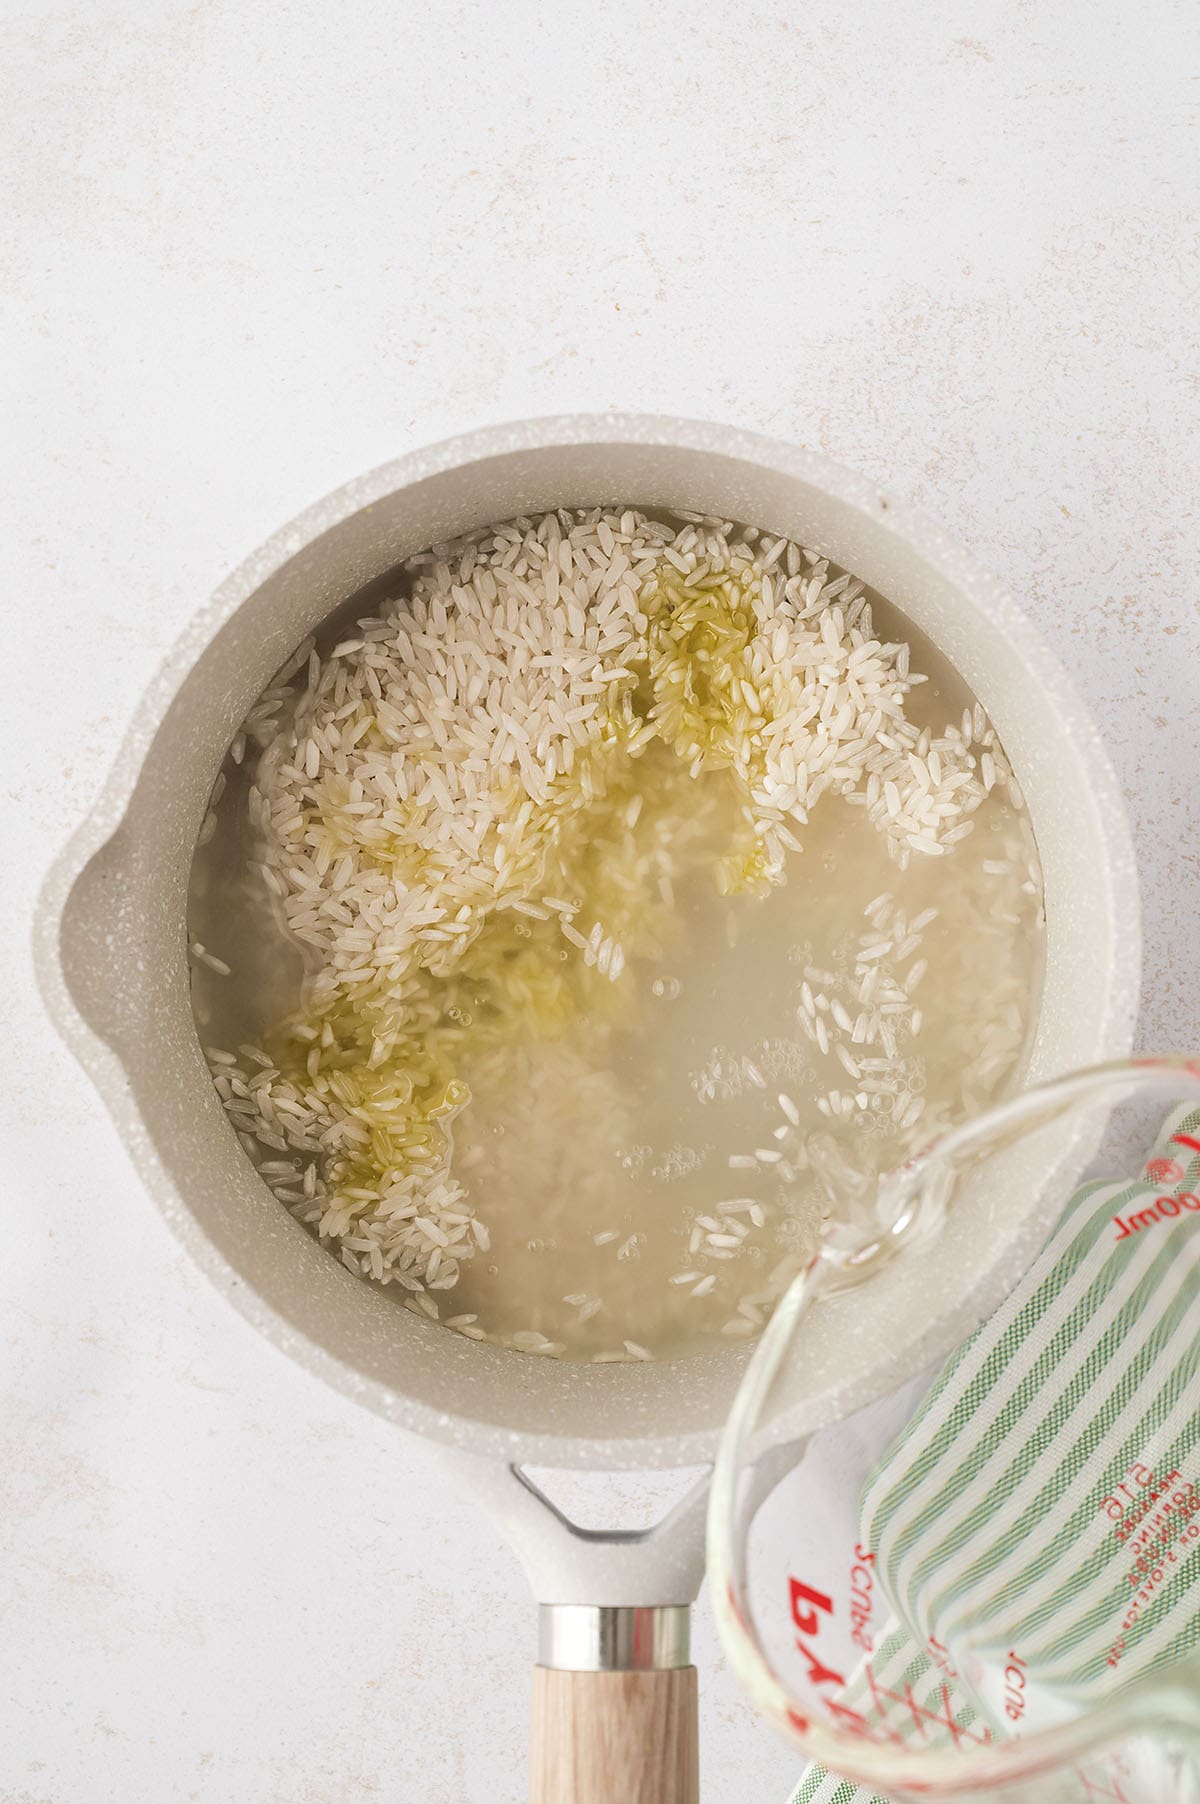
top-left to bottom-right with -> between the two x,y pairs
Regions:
788,1577 -> 844,1690
1003,1651 -> 1027,1723
848,1545 -> 876,1652
926,1635 -> 959,1680
1144,1155 -> 1182,1185
1113,1192 -> 1200,1239
795,1637 -> 845,1690
789,1579 -> 834,1637
1076,1770 -> 1135,1802
1171,1132 -> 1200,1156
860,1662 -> 992,1749
899,1682 -> 928,1736
824,1696 -> 890,1743
937,1682 -> 978,1749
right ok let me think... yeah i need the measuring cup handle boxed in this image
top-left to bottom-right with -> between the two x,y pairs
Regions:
530,1665 -> 698,1804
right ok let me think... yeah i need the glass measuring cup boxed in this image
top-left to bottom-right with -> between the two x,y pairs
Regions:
708,1058 -> 1200,1803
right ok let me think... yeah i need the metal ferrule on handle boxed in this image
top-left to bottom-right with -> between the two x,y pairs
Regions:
538,1604 -> 691,1671
532,1606 -> 700,1802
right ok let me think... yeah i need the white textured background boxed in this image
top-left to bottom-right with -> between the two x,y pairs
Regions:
3,3 -> 1198,1800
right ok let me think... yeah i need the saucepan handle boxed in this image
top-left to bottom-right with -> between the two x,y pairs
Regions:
530,1605 -> 698,1804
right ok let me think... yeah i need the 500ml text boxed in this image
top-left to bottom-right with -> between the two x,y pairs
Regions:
1113,1193 -> 1200,1239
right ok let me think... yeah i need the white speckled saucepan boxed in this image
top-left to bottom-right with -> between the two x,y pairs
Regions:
35,418 -> 1140,1804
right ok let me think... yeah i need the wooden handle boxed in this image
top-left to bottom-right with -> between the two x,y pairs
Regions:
530,1665 -> 699,1804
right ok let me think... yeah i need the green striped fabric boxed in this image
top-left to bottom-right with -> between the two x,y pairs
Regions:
789,1105 -> 1200,1804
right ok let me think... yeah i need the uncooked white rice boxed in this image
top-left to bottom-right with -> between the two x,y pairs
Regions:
192,505 -> 1043,1361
